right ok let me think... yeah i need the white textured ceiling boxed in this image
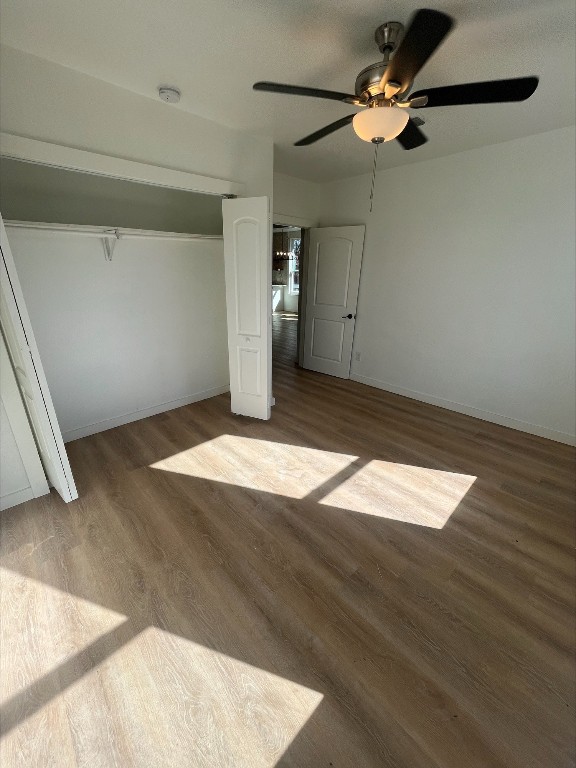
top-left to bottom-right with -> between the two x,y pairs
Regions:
1,0 -> 574,182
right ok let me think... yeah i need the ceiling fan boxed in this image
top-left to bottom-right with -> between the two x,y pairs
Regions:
253,8 -> 539,150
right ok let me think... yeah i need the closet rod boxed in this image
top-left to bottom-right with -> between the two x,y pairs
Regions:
4,221 -> 223,242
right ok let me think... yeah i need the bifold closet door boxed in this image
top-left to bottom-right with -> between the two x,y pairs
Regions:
0,214 -> 77,503
0,330 -> 49,510
222,197 -> 272,420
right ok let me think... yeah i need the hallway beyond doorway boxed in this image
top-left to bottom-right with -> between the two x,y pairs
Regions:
272,311 -> 298,367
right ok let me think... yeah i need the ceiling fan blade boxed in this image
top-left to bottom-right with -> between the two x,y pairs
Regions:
408,76 -> 539,107
380,9 -> 454,95
294,115 -> 355,146
396,117 -> 428,150
253,81 -> 359,105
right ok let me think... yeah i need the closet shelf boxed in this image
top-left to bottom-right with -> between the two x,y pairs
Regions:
4,220 -> 223,242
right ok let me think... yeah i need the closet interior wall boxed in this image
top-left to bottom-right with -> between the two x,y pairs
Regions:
0,160 -> 230,442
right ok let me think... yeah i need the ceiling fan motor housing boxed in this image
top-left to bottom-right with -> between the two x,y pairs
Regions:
355,62 -> 413,101
355,21 -> 407,101
355,62 -> 388,100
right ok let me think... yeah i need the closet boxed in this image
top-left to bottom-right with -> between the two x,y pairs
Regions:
0,152 -> 235,505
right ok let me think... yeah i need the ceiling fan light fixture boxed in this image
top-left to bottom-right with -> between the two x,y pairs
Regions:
353,105 -> 409,143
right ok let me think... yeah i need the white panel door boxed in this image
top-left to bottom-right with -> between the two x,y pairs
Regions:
303,225 -> 365,378
222,197 -> 272,420
0,215 -> 78,502
1,331 -> 49,510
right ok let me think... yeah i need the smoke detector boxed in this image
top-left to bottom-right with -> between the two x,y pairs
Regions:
158,86 -> 181,104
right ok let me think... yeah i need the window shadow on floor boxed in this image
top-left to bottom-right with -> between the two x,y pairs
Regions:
2,343 -> 574,764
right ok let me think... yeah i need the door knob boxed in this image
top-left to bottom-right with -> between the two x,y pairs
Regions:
342,313 -> 354,319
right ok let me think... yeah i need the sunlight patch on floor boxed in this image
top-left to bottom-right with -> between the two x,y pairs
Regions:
2,614 -> 323,768
144,627 -> 324,767
0,567 -> 127,706
151,435 -> 358,499
320,461 -> 476,528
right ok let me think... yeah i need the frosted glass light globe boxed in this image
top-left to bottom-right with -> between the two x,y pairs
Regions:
353,106 -> 409,142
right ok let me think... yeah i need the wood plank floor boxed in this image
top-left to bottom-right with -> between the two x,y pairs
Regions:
1,312 -> 575,767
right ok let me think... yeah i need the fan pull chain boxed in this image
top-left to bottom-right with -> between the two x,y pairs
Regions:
369,140 -> 380,213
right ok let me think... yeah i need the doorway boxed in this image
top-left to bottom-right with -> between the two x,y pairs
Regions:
272,225 -> 301,367
270,224 -> 365,380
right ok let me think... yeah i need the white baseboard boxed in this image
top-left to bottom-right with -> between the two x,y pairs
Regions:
63,385 -> 230,443
350,373 -> 576,446
0,486 -> 36,512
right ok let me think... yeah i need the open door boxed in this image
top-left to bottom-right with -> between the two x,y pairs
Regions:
222,197 -> 272,420
302,225 -> 365,378
0,215 -> 78,502
1,331 -> 49,510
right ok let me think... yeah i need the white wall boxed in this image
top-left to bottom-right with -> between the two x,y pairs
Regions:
273,173 -> 320,226
0,158 -> 224,235
318,126 -> 576,445
0,46 -> 273,199
7,228 -> 229,441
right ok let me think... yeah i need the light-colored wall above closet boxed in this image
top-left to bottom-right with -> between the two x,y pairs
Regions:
0,158 -> 223,234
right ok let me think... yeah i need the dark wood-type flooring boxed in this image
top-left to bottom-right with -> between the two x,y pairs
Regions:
1,311 -> 574,767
